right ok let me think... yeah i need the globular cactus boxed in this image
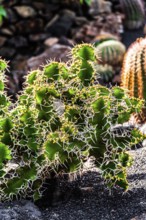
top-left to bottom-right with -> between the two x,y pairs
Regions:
120,0 -> 145,30
121,38 -> 146,123
94,64 -> 114,82
93,32 -> 119,47
0,44 -> 145,201
95,40 -> 126,66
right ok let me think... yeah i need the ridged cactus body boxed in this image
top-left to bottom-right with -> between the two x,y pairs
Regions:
95,40 -> 126,66
121,38 -> 146,122
120,0 -> 145,30
94,64 -> 114,82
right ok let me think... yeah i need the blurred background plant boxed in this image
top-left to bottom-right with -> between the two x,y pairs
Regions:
0,4 -> 6,25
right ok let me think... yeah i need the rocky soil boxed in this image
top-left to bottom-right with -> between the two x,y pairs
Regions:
1,143 -> 146,220
0,0 -> 144,99
0,0 -> 124,98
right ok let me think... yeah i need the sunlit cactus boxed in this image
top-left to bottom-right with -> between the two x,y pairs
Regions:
0,60 -> 13,179
95,40 -> 126,66
120,0 -> 145,30
0,44 -> 145,201
121,38 -> 146,123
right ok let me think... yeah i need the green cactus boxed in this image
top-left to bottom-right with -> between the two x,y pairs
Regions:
120,0 -> 145,30
121,38 -> 146,123
95,40 -> 126,66
94,64 -> 115,82
0,44 -> 144,201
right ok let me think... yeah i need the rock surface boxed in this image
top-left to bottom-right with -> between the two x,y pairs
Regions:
0,200 -> 42,220
27,44 -> 71,70
1,142 -> 146,220
14,6 -> 36,18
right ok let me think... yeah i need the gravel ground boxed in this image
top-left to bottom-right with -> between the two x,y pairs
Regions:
1,143 -> 146,220
39,145 -> 146,220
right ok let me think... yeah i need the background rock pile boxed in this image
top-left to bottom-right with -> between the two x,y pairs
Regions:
0,0 -> 123,97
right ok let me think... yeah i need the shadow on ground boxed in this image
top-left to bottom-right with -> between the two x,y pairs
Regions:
35,170 -> 146,220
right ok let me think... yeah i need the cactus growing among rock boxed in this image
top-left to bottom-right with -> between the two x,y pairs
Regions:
120,0 -> 145,30
0,44 -> 144,202
121,38 -> 146,123
95,40 -> 126,66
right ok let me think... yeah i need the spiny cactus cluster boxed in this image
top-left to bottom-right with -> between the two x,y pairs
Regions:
0,44 -> 144,202
120,0 -> 145,30
121,38 -> 146,123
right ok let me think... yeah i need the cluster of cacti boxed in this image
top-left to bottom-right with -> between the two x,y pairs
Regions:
0,44 -> 144,202
94,39 -> 126,82
121,38 -> 146,123
120,0 -> 145,30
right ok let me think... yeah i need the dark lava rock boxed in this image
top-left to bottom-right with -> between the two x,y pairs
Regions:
46,9 -> 76,37
8,36 -> 28,48
0,200 -> 42,220
6,8 -> 18,23
15,18 -> 44,34
0,37 -> 7,47
0,47 -> 16,58
27,44 -> 71,70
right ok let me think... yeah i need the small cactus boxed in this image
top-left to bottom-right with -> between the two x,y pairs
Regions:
121,38 -> 146,123
120,0 -> 145,30
94,64 -> 115,82
95,39 -> 126,66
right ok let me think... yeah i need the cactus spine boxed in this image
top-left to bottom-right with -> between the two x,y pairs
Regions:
121,38 -> 146,122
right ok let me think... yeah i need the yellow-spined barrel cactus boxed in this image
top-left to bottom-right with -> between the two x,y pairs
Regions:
120,0 -> 145,30
0,44 -> 144,202
95,40 -> 126,66
121,38 -> 146,122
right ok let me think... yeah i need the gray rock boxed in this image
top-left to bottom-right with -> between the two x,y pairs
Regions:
0,37 -> 7,47
138,123 -> 146,148
0,28 -> 13,36
0,200 -> 42,220
15,18 -> 44,34
29,33 -> 50,42
89,0 -> 112,16
27,44 -> 71,70
46,9 -> 76,37
6,8 -> 18,23
0,47 -> 16,58
14,6 -> 36,18
8,36 -> 28,48
44,37 -> 58,47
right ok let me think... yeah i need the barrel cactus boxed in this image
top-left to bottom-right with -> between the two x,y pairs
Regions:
120,0 -> 145,30
0,44 -> 144,202
94,64 -> 115,82
121,37 -> 146,123
95,39 -> 126,66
